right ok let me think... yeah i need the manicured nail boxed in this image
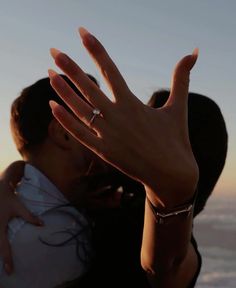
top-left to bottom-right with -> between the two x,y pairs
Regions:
79,27 -> 95,45
50,48 -> 69,66
79,27 -> 90,37
50,48 -> 62,59
192,48 -> 199,57
48,69 -> 58,79
49,100 -> 59,110
4,263 -> 12,275
49,101 -> 65,117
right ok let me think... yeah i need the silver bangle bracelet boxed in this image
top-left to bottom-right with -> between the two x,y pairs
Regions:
146,193 -> 197,225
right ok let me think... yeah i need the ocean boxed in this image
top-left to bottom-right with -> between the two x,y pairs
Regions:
194,194 -> 236,288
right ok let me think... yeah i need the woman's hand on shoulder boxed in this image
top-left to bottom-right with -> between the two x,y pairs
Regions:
0,161 -> 43,274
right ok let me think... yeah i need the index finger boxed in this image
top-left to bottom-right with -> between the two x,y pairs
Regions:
79,27 -> 131,99
50,48 -> 111,111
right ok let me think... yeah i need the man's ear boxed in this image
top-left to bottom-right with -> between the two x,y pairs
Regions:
48,119 -> 70,150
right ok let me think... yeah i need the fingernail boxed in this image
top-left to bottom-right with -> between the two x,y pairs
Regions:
192,48 -> 199,57
48,69 -> 58,79
4,263 -> 12,275
50,48 -> 70,67
79,27 -> 95,45
50,48 -> 61,59
49,100 -> 59,110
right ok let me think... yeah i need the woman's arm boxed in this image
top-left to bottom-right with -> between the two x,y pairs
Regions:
48,27 -> 199,287
141,191 -> 198,287
0,161 -> 42,274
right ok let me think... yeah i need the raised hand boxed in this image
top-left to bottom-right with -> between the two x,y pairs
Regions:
48,27 -> 199,209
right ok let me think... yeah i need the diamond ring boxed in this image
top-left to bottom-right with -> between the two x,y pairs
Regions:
89,108 -> 101,126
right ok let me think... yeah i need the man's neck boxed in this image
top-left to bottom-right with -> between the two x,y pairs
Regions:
25,156 -> 82,201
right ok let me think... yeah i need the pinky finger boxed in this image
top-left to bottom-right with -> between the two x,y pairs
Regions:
49,101 -> 104,156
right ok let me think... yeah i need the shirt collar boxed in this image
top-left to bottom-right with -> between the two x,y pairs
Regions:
16,163 -> 69,216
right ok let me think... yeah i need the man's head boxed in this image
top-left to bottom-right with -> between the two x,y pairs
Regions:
148,90 -> 228,216
10,74 -> 101,176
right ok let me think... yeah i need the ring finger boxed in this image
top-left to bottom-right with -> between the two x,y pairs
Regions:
48,70 -> 105,132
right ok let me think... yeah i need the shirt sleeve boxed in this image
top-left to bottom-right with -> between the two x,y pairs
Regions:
0,209 -> 91,288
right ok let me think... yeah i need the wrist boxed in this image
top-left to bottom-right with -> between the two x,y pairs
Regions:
143,156 -> 199,210
146,195 -> 195,224
144,174 -> 198,211
146,186 -> 197,213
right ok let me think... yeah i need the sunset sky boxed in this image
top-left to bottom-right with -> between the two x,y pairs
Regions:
0,0 -> 235,195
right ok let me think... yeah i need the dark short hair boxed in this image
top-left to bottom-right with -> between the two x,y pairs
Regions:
10,74 -> 98,156
148,90 -> 228,216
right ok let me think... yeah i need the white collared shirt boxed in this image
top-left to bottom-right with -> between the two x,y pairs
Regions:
0,164 -> 91,288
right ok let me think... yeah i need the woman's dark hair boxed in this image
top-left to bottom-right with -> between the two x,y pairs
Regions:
148,90 -> 228,216
55,90 -> 228,287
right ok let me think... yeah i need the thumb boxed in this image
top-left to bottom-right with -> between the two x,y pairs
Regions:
168,48 -> 199,110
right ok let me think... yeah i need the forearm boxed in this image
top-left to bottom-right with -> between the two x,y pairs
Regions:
0,161 -> 25,188
143,240 -> 198,288
141,188 -> 198,287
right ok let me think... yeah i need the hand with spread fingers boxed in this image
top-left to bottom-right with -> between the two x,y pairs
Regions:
0,29 -> 228,287
48,27 -> 199,210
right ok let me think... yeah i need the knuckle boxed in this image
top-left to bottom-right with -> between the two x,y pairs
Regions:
21,211 -> 32,220
74,128 -> 86,140
84,86 -> 96,102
